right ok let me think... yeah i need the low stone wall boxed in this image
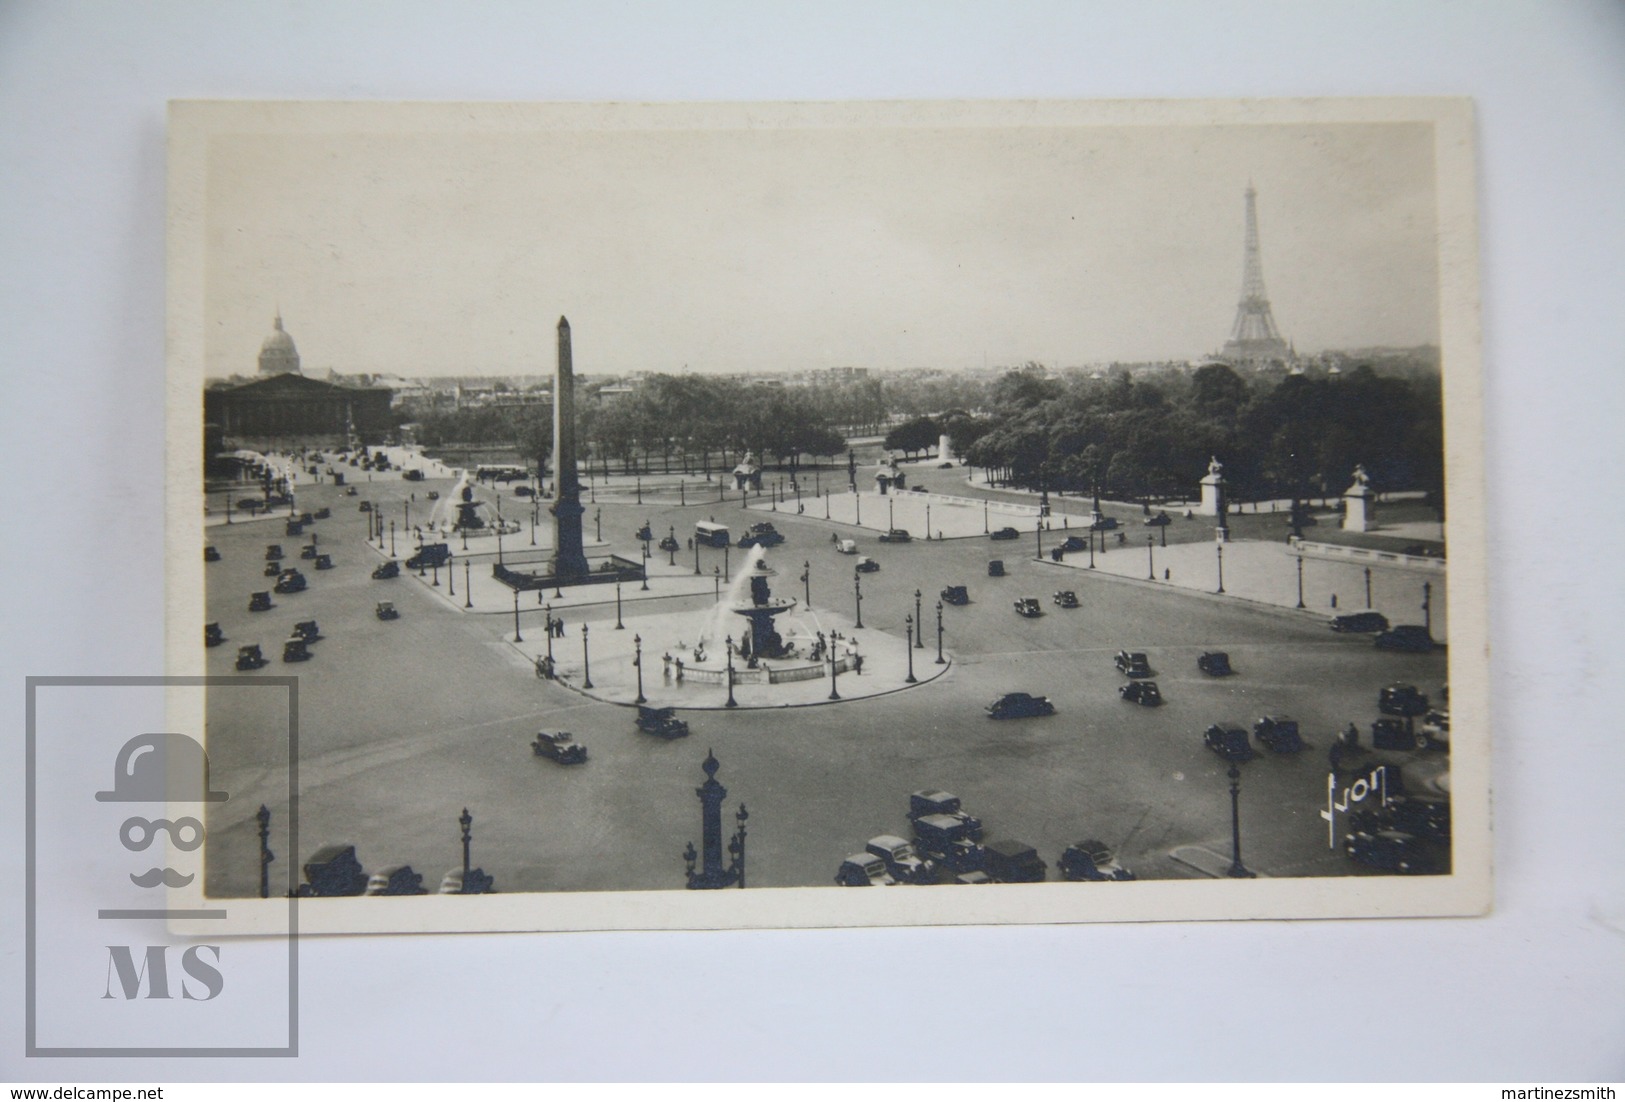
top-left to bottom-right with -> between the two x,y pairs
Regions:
1290,538 -> 1446,573
665,656 -> 854,686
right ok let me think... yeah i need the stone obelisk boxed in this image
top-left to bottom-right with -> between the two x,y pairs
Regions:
549,317 -> 590,580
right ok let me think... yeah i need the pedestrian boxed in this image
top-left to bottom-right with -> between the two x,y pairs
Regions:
1164,567 -> 1170,580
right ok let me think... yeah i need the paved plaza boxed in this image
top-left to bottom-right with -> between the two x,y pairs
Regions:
201,449 -> 1452,897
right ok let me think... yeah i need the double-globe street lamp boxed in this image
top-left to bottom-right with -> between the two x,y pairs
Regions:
904,615 -> 917,684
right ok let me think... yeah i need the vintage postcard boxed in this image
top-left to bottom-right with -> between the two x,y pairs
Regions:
164,98 -> 1488,934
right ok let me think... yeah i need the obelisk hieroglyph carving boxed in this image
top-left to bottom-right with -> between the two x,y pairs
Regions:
550,317 -> 590,580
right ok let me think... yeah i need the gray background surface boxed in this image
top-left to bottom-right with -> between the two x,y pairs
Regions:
2,0 -> 1622,1082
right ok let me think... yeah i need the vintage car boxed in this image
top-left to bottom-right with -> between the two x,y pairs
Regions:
205,622 -> 225,648
635,704 -> 690,740
907,790 -> 983,840
1375,624 -> 1434,652
314,553 -> 334,570
911,820 -> 988,874
313,507 -> 331,520
345,486 -> 358,496
1253,715 -> 1304,753
364,865 -> 428,896
1114,650 -> 1152,678
375,601 -> 400,621
248,591 -> 273,612
1378,683 -> 1430,718
1197,651 -> 1233,677
1014,597 -> 1043,618
282,637 -> 312,663
989,527 -> 1020,541
1419,709 -> 1451,749
981,839 -> 1048,883
403,468 -> 426,482
1371,718 -> 1426,751
372,560 -> 401,580
854,556 -> 880,573
986,692 -> 1056,719
864,835 -> 937,885
1091,516 -> 1119,531
235,644 -> 267,671
265,544 -> 284,561
273,569 -> 307,594
634,524 -> 654,542
738,527 -> 785,549
1058,839 -> 1137,882
1349,795 -> 1451,841
1119,680 -> 1163,707
406,543 -> 451,570
204,545 -> 221,562
531,731 -> 588,764
987,559 -> 1005,577
300,544 -> 319,560
878,528 -> 913,543
1344,828 -> 1436,875
1058,536 -> 1089,554
835,853 -> 897,887
358,500 -> 372,512
835,538 -> 858,554
284,519 -> 305,537
940,585 -> 969,606
426,490 -> 440,500
286,621 -> 318,643
1144,512 -> 1172,527
1203,723 -> 1256,763
1330,611 -> 1390,634
263,561 -> 283,577
1053,590 -> 1079,608
658,534 -> 680,552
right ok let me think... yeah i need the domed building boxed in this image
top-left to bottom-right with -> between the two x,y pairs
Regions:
258,312 -> 302,375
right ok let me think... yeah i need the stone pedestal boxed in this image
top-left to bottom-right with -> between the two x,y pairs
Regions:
938,433 -> 955,465
1342,465 -> 1376,533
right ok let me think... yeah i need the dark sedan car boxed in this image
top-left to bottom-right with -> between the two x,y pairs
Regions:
1375,625 -> 1434,652
531,731 -> 588,764
1119,680 -> 1163,707
1378,683 -> 1429,718
1203,723 -> 1255,763
1058,536 -> 1089,553
940,585 -> 969,606
1058,839 -> 1136,882
1014,597 -> 1043,618
1197,651 -> 1233,677
986,692 -> 1056,719
1114,650 -> 1151,678
1330,611 -> 1390,634
878,528 -> 913,543
1344,828 -> 1437,874
989,527 -> 1020,541
1253,715 -> 1304,753
1053,590 -> 1079,608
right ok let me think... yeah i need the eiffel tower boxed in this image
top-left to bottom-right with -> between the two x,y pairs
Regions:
1221,184 -> 1291,364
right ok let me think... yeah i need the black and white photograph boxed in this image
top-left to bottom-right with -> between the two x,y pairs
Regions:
168,98 -> 1487,933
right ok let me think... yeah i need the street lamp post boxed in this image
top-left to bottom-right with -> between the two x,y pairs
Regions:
914,589 -> 923,648
827,645 -> 841,700
935,600 -> 945,664
888,496 -> 894,530
543,604 -> 553,666
1296,555 -> 1306,609
1035,518 -> 1044,561
635,476 -> 641,505
459,808 -> 473,882
641,544 -> 650,591
694,536 -> 701,575
905,616 -> 917,683
926,502 -> 932,539
854,572 -> 864,629
594,508 -> 601,542
226,490 -> 233,524
615,580 -> 624,629
1422,581 -> 1432,636
1147,534 -> 1156,580
431,560 -> 440,587
390,520 -> 396,558
447,554 -> 455,597
1227,762 -> 1256,878
512,587 -> 522,642
634,633 -> 646,704
1364,567 -> 1373,609
1088,533 -> 1095,569
724,634 -> 737,708
802,560 -> 811,608
983,499 -> 989,533
713,565 -> 721,600
1216,544 -> 1225,594
723,542 -> 730,579
464,561 -> 472,608
668,526 -> 677,566
581,623 -> 593,690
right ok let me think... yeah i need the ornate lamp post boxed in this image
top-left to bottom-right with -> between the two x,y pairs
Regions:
684,751 -> 746,890
855,492 -> 861,527
802,560 -> 811,608
497,520 -> 505,566
853,571 -> 864,629
404,500 -> 411,531
390,520 -> 396,558
226,490 -> 233,524
694,535 -> 701,575
1216,544 -> 1226,594
905,615 -> 917,683
464,560 -> 472,608
594,507 -> 601,542
543,604 -> 554,667
641,544 -> 650,591
1088,532 -> 1095,569
1035,517 -> 1044,561
530,509 -> 537,546
633,633 -> 646,704
581,623 -> 593,690
1226,762 -> 1256,878
1422,580 -> 1433,636
431,559 -> 440,587
914,588 -> 923,648
615,579 -> 624,629
1147,534 -> 1155,580
935,600 -> 945,664
723,542 -> 730,579
724,634 -> 737,708
926,501 -> 932,539
447,553 -> 455,597
511,587 -> 522,642
1296,555 -> 1306,609
888,496 -> 895,530
1364,566 -> 1373,609
983,498 -> 989,533
827,644 -> 841,700
713,564 -> 721,600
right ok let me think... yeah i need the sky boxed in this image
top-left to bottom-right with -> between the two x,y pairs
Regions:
201,108 -> 1441,378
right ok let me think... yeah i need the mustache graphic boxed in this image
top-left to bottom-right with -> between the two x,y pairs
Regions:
130,867 -> 194,888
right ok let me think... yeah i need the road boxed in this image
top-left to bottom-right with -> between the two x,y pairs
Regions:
202,462 -> 1450,896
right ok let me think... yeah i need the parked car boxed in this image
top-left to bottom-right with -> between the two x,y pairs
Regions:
1114,651 -> 1151,678
1344,828 -> 1436,875
940,585 -> 969,606
1145,512 -> 1172,527
1058,839 -> 1136,882
1375,625 -> 1434,652
265,544 -> 285,561
531,731 -> 588,764
907,790 -> 983,840
835,538 -> 858,554
372,560 -> 400,580
235,644 -> 267,671
205,622 -> 225,648
1419,709 -> 1450,749
1119,680 -> 1163,706
879,528 -> 912,543
1197,651 -> 1233,676
1203,723 -> 1255,762
1378,683 -> 1429,718
982,839 -> 1048,883
314,553 -> 334,570
1371,718 -> 1426,751
300,544 -> 318,560
865,835 -> 937,885
738,522 -> 784,548
911,820 -> 988,873
990,527 -> 1020,541
1058,536 -> 1088,553
292,620 -> 321,642
835,853 -> 897,887
1053,590 -> 1079,608
358,500 -> 372,512
1014,597 -> 1043,618
1330,611 -> 1390,634
658,535 -> 680,552
1349,796 -> 1450,841
855,557 -> 880,573
248,591 -> 273,612
282,637 -> 312,663
987,559 -> 1005,577
635,704 -> 690,740
365,865 -> 428,896
263,561 -> 283,577
273,569 -> 307,594
426,490 -> 439,501
986,692 -> 1055,719
406,543 -> 451,570
204,545 -> 221,562
313,507 -> 331,519
1253,715 -> 1304,753
1091,516 -> 1119,531
375,601 -> 399,621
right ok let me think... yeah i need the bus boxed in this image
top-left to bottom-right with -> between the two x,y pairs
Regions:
694,521 -> 731,548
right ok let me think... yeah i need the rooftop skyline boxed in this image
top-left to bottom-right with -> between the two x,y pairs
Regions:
203,112 -> 1441,378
